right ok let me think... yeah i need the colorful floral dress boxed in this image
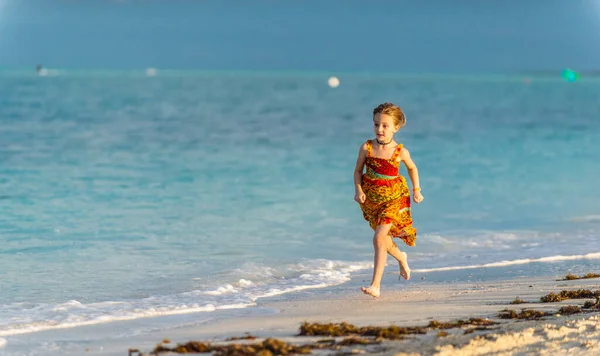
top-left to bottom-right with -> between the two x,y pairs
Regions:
360,140 -> 417,246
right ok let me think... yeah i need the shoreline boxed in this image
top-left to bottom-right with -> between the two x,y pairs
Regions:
127,273 -> 600,355
5,271 -> 599,355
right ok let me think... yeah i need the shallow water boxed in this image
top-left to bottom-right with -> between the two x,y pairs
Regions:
1,70 -> 599,347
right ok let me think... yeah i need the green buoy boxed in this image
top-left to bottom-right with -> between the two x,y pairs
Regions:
561,68 -> 579,82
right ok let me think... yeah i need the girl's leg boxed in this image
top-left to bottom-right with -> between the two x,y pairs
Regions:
385,237 -> 411,280
361,223 -> 392,298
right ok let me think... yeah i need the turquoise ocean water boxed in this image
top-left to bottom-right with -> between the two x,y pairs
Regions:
1,70 -> 599,352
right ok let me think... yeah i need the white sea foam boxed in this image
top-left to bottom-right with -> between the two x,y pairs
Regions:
412,252 -> 600,273
569,214 -> 600,223
0,304 -> 220,337
0,259 -> 372,337
0,338 -> 6,348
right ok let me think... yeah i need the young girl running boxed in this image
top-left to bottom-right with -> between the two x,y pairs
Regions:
353,102 -> 424,298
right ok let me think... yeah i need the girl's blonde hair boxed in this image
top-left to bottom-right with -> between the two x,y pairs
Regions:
373,102 -> 406,128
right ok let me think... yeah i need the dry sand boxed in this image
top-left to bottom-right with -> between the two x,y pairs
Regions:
127,274 -> 600,356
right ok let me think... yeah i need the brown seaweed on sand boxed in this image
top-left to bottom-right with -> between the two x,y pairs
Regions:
427,318 -> 496,329
540,289 -> 600,303
583,296 -> 600,310
509,297 -> 527,304
336,337 -> 380,346
558,272 -> 600,281
463,326 -> 495,335
130,338 -> 313,356
558,306 -> 582,315
498,308 -> 546,320
298,322 -> 427,340
129,335 -> 383,356
132,319 -> 504,355
226,333 -> 257,341
297,318 -> 497,340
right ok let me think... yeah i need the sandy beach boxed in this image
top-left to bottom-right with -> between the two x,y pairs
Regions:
122,273 -> 599,356
9,271 -> 594,356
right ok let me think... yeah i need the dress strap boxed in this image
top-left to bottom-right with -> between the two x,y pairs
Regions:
391,144 -> 403,161
366,140 -> 373,157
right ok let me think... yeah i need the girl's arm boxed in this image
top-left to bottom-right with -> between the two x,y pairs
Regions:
353,143 -> 368,193
399,148 -> 424,203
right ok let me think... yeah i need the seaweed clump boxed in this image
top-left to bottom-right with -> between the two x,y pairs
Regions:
558,306 -> 582,315
336,337 -> 379,346
498,308 -> 546,320
130,338 -> 314,356
583,296 -> 600,310
226,334 -> 257,341
128,336 -> 385,356
509,297 -> 527,304
559,272 -> 600,281
298,321 -> 427,340
427,318 -> 496,329
540,289 -> 600,303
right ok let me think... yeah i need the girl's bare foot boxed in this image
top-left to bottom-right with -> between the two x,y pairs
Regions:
398,251 -> 411,280
361,286 -> 380,298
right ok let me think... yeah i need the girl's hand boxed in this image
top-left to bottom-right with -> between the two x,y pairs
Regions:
413,191 -> 424,204
354,191 -> 366,204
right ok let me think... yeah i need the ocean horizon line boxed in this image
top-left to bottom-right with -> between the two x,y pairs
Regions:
2,67 -> 600,81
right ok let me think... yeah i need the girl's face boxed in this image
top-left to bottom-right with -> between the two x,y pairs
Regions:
373,113 -> 398,142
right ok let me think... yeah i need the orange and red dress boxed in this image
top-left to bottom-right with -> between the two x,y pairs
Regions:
359,140 -> 417,246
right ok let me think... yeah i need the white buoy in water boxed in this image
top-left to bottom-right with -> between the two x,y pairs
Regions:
146,67 -> 158,77
328,76 -> 340,88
